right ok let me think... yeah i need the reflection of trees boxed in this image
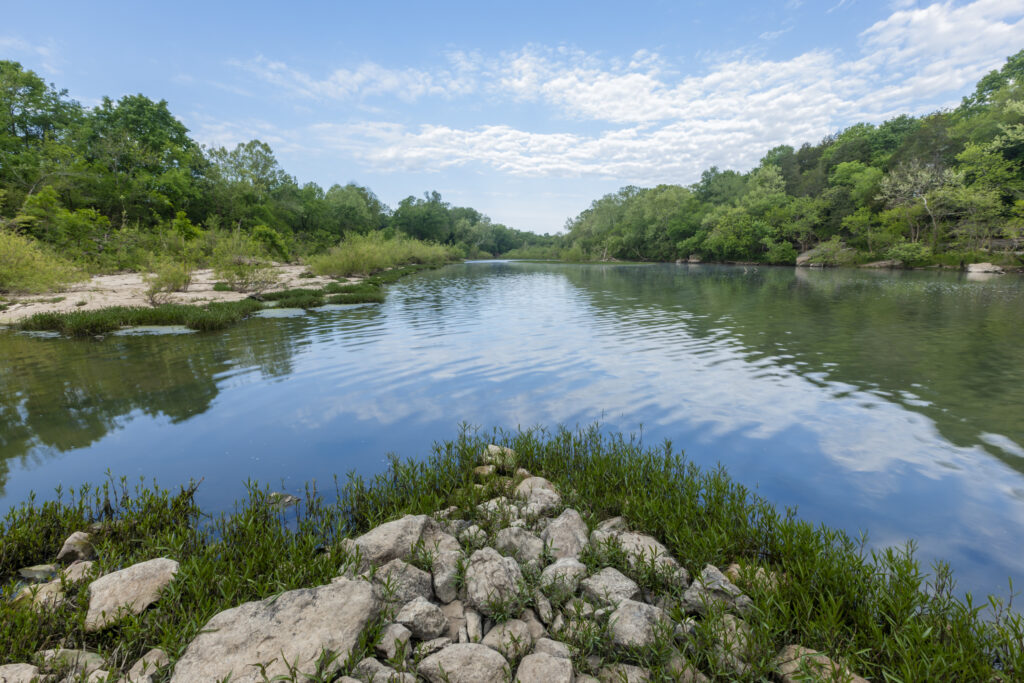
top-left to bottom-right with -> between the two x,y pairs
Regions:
555,263 -> 1024,470
0,317 -> 302,495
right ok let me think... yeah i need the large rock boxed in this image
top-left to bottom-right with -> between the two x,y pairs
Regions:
345,514 -> 459,573
534,638 -> 571,659
966,262 -> 1004,274
774,645 -> 869,683
540,558 -> 588,594
482,444 -> 518,472
35,649 -> 105,677
0,664 -> 43,683
580,568 -> 640,606
123,648 -> 170,683
515,652 -> 574,683
85,557 -> 179,631
514,477 -> 562,516
680,565 -> 752,616
418,643 -> 509,683
396,596 -> 448,640
375,558 -> 434,604
432,548 -> 464,603
541,509 -> 589,560
375,623 -> 412,661
591,530 -> 684,579
441,600 -> 467,641
710,614 -> 752,675
14,580 -> 63,610
56,531 -> 95,563
608,599 -> 670,648
598,663 -> 649,682
352,657 -> 416,682
170,578 -> 380,682
464,547 -> 523,617
481,618 -> 533,659
496,527 -> 545,568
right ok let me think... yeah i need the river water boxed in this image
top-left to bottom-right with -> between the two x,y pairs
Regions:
2,262 -> 1022,598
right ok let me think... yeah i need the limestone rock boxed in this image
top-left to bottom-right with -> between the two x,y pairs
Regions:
87,670 -> 110,682
496,527 -> 545,568
533,590 -> 554,624
17,564 -> 58,581
36,649 -> 105,677
56,531 -> 94,563
482,444 -> 517,472
595,517 -> 627,533
966,262 -> 1004,274
534,637 -> 571,659
540,557 -> 588,593
710,614 -> 752,675
465,608 -> 483,642
122,647 -> 170,683
598,663 -> 650,682
541,509 -> 589,560
459,524 -> 488,546
774,645 -> 869,683
724,562 -> 778,591
415,637 -> 453,659
515,652 -> 574,683
0,663 -> 43,683
396,596 -> 448,640
376,623 -> 412,661
474,465 -> 497,478
418,643 -> 509,683
590,529 -> 683,579
85,557 -> 179,631
441,600 -> 466,641
465,547 -> 524,617
666,653 -> 709,683
170,578 -> 380,682
608,599 -> 670,648
63,560 -> 96,583
515,477 -> 562,516
345,514 -> 459,573
14,580 -> 63,610
580,567 -> 640,606
482,619 -> 533,659
680,565 -> 752,616
520,607 -> 547,641
352,657 -> 416,682
375,558 -> 434,604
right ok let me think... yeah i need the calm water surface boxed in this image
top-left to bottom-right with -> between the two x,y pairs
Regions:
2,262 -> 1023,597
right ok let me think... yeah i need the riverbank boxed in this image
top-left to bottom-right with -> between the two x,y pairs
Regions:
0,427 -> 1019,681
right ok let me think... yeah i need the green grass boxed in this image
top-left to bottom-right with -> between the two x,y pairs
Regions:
2,426 -> 1019,680
0,231 -> 83,295
16,300 -> 264,336
307,233 -> 459,278
259,288 -> 326,309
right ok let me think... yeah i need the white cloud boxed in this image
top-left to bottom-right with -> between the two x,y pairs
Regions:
211,1 -> 1024,188
0,36 -> 61,74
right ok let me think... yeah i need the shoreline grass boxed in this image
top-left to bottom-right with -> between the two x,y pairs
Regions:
1,425 -> 1021,680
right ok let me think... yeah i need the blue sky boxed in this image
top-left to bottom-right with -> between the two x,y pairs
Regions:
3,1 -> 1023,233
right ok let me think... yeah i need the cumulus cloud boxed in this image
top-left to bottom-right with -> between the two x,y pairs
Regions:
221,1 -> 1024,186
0,36 -> 61,74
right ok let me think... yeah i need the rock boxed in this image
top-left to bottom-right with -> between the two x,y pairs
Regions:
63,560 -> 96,583
36,649 -> 105,677
966,262 -> 1004,274
376,623 -> 413,661
396,596 -> 448,640
724,563 -> 777,591
515,468 -> 533,480
418,643 -> 510,683
515,652 -> 574,683
14,580 -> 63,610
458,625 -> 469,643
353,657 -> 415,682
687,254 -> 702,264
415,637 -> 452,659
85,557 -> 179,631
666,653 -> 708,683
774,645 -> 869,683
56,531 -> 94,563
608,599 -> 670,648
0,663 -> 43,683
459,524 -> 488,546
590,530 -> 684,579
598,663 -> 650,682
464,547 -> 524,617
520,608 -> 547,641
482,444 -> 517,472
577,676 -> 600,683
541,509 -> 589,560
474,465 -> 497,478
375,558 -> 434,604
564,600 -> 594,619
465,608 -> 484,642
580,568 -> 640,606
710,614 -> 752,675
170,578 -> 380,682
17,564 -> 58,581
123,648 -> 170,683
533,590 -> 554,624
346,514 -> 460,573
540,558 -> 588,594
441,600 -> 467,640
477,497 -> 519,520
595,517 -> 627,533
482,619 -> 533,659
515,477 -> 562,516
534,637 -> 571,659
680,565 -> 752,616
496,528 -> 545,568
860,259 -> 903,269
267,491 -> 300,509
87,670 -> 110,682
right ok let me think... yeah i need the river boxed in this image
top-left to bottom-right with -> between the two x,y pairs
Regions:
2,261 -> 1022,598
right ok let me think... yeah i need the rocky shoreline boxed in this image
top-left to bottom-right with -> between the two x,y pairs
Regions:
0,445 -> 869,683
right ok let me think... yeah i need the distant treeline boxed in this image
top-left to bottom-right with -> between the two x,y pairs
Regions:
0,60 -> 557,271
556,50 -> 1024,267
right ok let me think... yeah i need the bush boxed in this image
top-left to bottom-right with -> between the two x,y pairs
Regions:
0,230 -> 82,294
143,259 -> 193,306
762,238 -> 798,265
885,241 -> 933,267
212,232 -> 279,294
307,232 -> 457,278
805,237 -> 858,266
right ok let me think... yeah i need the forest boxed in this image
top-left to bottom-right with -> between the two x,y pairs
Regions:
555,50 -> 1024,267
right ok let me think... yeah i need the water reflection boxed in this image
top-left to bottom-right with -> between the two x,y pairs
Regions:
0,263 -> 1022,598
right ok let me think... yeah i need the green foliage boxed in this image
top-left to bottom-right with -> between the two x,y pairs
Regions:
805,237 -> 859,266
0,230 -> 81,294
16,299 -> 263,336
307,232 -> 457,278
762,238 -> 798,265
143,259 -> 193,306
885,240 -> 934,267
251,224 -> 289,261
212,232 -> 279,293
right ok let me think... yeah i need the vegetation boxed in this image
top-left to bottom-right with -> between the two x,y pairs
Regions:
559,51 -> 1024,267
1,426 -> 1021,680
0,230 -> 80,295
307,232 -> 459,278
16,300 -> 264,336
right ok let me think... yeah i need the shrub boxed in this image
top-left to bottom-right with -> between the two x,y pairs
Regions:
307,232 -> 457,278
252,225 -> 290,261
885,241 -> 933,267
212,232 -> 279,294
805,237 -> 858,266
143,259 -> 193,306
762,238 -> 798,265
0,230 -> 82,295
